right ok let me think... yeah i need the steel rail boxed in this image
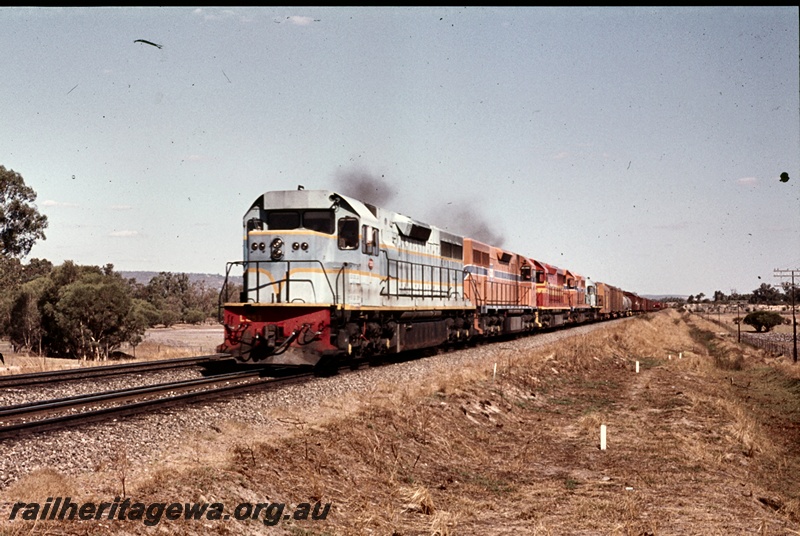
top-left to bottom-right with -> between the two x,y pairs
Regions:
0,354 -> 230,388
0,370 -> 265,420
0,371 -> 315,440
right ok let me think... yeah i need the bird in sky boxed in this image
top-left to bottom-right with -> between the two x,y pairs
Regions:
134,39 -> 163,49
779,172 -> 790,183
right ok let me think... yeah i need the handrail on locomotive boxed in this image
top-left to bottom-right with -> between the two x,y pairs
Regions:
218,253 -> 467,319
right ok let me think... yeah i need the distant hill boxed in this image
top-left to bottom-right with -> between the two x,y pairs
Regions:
118,271 -> 241,290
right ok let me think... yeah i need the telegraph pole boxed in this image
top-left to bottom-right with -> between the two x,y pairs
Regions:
774,268 -> 799,363
737,301 -> 741,343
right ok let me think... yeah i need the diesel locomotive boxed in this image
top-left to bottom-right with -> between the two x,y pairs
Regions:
216,188 -> 659,368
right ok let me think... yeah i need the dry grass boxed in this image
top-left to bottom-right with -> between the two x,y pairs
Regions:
4,468 -> 76,500
4,310 -> 800,535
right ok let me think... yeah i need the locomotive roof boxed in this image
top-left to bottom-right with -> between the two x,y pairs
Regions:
255,189 -> 452,240
255,189 -> 379,223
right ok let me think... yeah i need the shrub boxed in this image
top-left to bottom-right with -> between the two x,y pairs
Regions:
185,308 -> 207,325
743,311 -> 786,332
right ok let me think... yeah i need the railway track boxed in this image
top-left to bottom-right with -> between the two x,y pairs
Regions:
0,316 -> 643,441
0,354 -> 231,388
0,368 -> 314,440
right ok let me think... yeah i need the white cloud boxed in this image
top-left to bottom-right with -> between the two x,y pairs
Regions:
42,200 -> 79,207
553,151 -> 570,160
193,8 -> 238,21
272,15 -> 319,26
287,16 -> 315,26
109,230 -> 138,237
736,177 -> 758,186
110,204 -> 132,210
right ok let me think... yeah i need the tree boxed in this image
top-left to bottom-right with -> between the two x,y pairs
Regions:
0,256 -> 53,337
0,257 -> 23,335
742,311 -> 787,333
7,278 -> 47,353
185,280 -> 219,322
0,165 -> 48,258
54,275 -> 134,359
144,272 -> 191,326
750,283 -> 782,304
34,262 -> 148,359
136,272 -> 220,326
781,281 -> 800,304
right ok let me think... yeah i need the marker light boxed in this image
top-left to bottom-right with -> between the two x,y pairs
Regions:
270,238 -> 284,260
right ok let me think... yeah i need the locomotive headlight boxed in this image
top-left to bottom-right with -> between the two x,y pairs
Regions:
292,242 -> 300,250
258,242 -> 266,251
251,242 -> 258,251
270,238 -> 284,260
301,242 -> 309,251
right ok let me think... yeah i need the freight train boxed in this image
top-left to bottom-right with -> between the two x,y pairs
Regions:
216,188 -> 660,368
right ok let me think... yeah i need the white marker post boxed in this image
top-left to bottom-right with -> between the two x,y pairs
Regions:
600,424 -> 607,451
493,362 -> 497,382
635,361 -> 640,373
679,352 -> 683,359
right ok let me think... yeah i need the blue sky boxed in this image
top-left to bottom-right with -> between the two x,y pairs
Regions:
1,6 -> 798,296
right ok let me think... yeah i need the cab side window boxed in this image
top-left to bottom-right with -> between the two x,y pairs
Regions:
362,225 -> 379,256
372,229 -> 379,255
338,217 -> 359,250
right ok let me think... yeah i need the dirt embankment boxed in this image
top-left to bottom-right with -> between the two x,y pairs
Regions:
4,310 -> 800,535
